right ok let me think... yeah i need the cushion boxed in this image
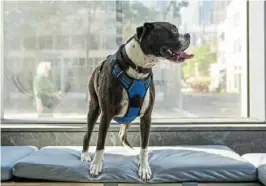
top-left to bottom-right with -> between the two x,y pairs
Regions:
1,146 -> 38,181
242,153 -> 266,185
13,146 -> 257,183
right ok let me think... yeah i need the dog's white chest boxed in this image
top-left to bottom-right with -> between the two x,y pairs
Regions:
115,88 -> 150,119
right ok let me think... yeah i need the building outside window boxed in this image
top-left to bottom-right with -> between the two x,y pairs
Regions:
1,0 -> 265,124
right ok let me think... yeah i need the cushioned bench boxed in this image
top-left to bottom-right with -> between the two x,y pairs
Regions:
242,153 -> 266,186
12,145 -> 257,184
1,146 -> 38,181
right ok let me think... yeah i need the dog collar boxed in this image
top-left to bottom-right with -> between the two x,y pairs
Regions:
121,45 -> 152,74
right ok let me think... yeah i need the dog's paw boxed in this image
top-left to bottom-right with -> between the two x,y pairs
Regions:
90,160 -> 103,176
90,150 -> 104,176
81,151 -> 91,162
138,162 -> 152,182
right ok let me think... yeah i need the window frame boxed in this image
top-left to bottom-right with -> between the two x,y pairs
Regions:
1,1 -> 266,128
247,0 -> 265,122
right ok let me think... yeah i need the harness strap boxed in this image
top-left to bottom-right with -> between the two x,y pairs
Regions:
112,64 -> 133,89
110,57 -> 152,124
112,63 -> 151,89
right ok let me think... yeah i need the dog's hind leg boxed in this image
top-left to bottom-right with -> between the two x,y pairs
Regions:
81,78 -> 100,162
90,113 -> 112,176
119,124 -> 134,149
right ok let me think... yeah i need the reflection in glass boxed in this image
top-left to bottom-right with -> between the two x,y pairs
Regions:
3,0 -> 247,120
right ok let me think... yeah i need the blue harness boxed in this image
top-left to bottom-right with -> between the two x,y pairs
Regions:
110,58 -> 152,124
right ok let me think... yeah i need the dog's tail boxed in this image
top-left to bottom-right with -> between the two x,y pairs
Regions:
119,124 -> 134,149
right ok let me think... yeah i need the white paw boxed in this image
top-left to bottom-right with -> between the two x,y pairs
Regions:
138,162 -> 152,182
90,150 -> 104,176
90,160 -> 103,176
81,151 -> 91,162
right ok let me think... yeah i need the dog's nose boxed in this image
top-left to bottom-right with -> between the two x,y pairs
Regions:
184,33 -> 190,39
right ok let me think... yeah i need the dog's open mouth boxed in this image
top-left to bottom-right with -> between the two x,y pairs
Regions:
160,47 -> 194,62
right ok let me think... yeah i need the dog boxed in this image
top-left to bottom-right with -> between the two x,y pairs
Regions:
81,22 -> 194,181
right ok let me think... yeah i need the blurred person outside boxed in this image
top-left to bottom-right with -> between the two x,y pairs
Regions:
33,61 -> 62,117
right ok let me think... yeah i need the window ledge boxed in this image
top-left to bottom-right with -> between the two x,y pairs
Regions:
1,119 -> 266,132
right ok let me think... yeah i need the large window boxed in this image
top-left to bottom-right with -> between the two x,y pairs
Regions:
1,0 -> 265,123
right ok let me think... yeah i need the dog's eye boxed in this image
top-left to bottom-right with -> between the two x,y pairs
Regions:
172,28 -> 178,34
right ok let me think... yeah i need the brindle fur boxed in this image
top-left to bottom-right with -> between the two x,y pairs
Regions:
82,22 -> 191,181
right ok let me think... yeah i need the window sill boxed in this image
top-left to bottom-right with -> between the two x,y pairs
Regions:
1,118 -> 266,132
1,117 -> 263,124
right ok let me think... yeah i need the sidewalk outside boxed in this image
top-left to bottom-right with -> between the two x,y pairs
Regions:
3,92 -> 241,119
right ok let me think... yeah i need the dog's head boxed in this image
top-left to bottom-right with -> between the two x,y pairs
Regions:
134,22 -> 194,63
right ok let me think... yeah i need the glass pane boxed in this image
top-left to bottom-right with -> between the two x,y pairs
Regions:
3,0 -> 247,121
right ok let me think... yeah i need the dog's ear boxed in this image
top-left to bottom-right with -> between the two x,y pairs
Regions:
136,22 -> 154,43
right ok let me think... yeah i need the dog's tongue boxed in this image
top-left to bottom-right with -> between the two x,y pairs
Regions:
176,51 -> 194,61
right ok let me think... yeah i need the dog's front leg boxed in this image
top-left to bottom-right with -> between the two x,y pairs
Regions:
139,115 -> 152,182
90,114 -> 112,176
